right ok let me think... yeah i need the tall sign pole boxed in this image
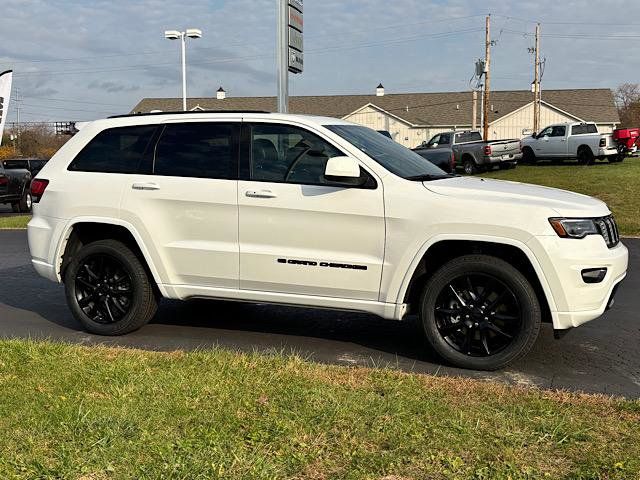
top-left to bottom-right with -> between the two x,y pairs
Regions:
277,0 -> 303,113
482,15 -> 491,141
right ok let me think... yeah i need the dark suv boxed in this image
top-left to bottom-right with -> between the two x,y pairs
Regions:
0,160 -> 32,212
3,158 -> 48,177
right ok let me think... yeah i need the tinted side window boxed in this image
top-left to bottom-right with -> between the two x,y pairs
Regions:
154,123 -> 237,179
571,124 -> 597,135
69,126 -> 157,173
551,126 -> 566,137
439,133 -> 452,145
250,124 -> 346,185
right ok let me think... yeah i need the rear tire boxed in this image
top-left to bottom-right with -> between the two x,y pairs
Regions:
418,255 -> 541,371
577,146 -> 594,165
64,239 -> 158,335
18,190 -> 32,213
463,158 -> 477,175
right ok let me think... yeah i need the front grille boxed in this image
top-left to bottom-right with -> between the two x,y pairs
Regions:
595,215 -> 620,248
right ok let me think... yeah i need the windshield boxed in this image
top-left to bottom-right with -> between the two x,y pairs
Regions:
325,124 -> 447,179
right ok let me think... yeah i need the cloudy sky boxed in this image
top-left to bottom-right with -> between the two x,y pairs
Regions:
3,0 -> 638,122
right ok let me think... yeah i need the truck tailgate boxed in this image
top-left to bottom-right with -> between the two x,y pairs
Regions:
489,139 -> 520,155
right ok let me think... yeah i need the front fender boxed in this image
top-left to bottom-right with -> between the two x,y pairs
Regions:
389,233 -> 558,314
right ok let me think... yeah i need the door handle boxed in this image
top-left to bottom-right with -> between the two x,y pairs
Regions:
245,189 -> 277,199
132,182 -> 160,191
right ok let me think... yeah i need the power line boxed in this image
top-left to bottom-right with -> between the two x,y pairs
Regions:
12,28 -> 484,78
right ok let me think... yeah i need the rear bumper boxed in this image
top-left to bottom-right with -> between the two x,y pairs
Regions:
27,213 -> 68,283
485,152 -> 523,165
527,235 -> 628,330
597,147 -> 619,157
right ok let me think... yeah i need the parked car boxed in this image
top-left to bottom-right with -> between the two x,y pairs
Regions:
28,112 -> 628,371
418,130 -> 521,174
3,158 -> 48,177
0,160 -> 32,213
521,122 -> 620,165
412,141 -> 456,173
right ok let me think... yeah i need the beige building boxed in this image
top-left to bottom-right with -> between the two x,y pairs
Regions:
132,86 -> 620,148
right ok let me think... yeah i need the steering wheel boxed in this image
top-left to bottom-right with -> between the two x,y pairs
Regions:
284,146 -> 312,182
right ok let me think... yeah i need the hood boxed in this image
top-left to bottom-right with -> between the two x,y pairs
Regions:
424,176 -> 609,217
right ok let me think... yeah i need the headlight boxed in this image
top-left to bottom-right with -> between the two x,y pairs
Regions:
549,218 -> 599,239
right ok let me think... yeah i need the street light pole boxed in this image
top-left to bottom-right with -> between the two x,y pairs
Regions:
165,28 -> 202,111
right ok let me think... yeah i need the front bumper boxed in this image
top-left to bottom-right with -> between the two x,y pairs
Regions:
527,235 -> 628,330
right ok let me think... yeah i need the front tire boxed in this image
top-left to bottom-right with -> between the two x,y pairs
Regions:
64,239 -> 158,335
522,147 -> 536,164
419,255 -> 541,370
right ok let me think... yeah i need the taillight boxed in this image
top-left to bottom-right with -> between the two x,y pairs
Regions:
484,145 -> 492,156
30,179 -> 49,202
599,138 -> 606,147
450,151 -> 456,171
0,176 -> 7,186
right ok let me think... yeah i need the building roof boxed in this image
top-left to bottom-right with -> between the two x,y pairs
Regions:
130,88 -> 619,126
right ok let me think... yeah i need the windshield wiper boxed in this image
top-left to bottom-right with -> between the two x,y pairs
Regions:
406,174 -> 454,182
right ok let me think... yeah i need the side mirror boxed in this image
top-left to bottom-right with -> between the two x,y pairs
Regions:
324,156 -> 362,185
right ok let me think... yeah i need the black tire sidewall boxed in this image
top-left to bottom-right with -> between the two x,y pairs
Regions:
19,191 -> 32,213
419,255 -> 541,371
463,159 -> 476,175
64,240 -> 154,335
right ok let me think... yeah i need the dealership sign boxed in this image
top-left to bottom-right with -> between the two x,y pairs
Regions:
0,70 -> 12,147
287,0 -> 303,73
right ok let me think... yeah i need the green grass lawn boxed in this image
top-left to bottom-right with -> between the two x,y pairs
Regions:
0,340 -> 638,479
0,215 -> 30,229
482,158 -> 640,236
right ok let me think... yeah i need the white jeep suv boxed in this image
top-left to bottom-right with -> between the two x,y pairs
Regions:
27,112 -> 628,370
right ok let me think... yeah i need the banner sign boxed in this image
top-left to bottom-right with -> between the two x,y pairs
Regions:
0,70 -> 12,147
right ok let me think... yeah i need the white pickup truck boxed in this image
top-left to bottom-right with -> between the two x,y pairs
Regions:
521,122 -> 621,164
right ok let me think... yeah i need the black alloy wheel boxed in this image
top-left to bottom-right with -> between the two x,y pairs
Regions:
433,273 -> 521,357
74,253 -> 134,324
419,255 -> 541,370
65,239 -> 158,335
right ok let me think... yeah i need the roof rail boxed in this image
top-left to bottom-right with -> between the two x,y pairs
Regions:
108,110 -> 272,119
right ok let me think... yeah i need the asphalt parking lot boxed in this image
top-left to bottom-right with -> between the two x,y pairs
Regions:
0,229 -> 638,397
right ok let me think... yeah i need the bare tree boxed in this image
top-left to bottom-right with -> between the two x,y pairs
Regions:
615,83 -> 640,127
8,124 -> 70,158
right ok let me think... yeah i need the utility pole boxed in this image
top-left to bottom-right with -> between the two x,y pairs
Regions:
533,23 -> 541,134
15,88 -> 21,154
482,15 -> 491,140
472,90 -> 478,130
